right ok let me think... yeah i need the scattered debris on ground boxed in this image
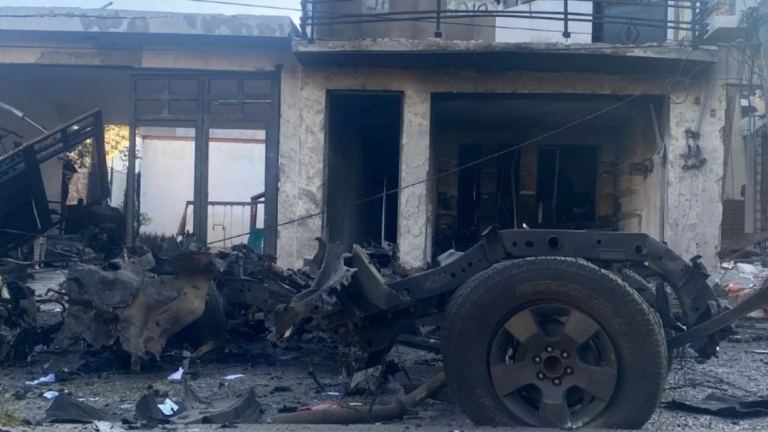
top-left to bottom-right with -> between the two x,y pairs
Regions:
5,136 -> 768,432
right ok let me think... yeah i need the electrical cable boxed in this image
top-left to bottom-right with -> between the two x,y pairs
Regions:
207,93 -> 641,246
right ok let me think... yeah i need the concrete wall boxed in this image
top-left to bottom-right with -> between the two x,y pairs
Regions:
495,0 -> 593,44
664,52 -> 727,267
312,0 -> 496,41
614,110 -> 663,239
280,66 -> 725,269
0,36 -> 730,269
0,7 -> 295,38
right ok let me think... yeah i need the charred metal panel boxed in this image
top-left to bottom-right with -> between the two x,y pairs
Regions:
0,110 -> 107,255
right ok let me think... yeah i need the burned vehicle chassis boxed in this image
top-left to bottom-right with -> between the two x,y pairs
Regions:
314,229 -> 726,361
277,228 -> 768,428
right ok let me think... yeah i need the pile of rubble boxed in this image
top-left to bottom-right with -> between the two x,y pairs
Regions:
713,261 -> 768,319
0,226 -> 429,425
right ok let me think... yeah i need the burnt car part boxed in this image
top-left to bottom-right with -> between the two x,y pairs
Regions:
308,229 -> 723,361
274,228 -> 765,429
52,250 -> 220,369
273,372 -> 447,424
0,100 -> 47,134
0,110 -> 108,256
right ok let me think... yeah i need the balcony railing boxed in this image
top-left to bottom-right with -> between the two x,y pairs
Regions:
299,0 -> 709,45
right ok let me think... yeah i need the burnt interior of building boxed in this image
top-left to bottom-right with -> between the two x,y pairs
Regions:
0,66 -> 280,254
431,93 -> 664,256
325,92 -> 402,251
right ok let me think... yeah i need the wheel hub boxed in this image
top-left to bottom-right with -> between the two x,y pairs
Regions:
540,351 -> 566,379
489,303 -> 618,428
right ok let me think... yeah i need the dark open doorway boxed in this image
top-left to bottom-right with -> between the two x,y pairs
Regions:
536,145 -> 598,228
431,93 -> 663,258
325,92 -> 402,251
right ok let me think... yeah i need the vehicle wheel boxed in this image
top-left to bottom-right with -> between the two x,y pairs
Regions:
617,268 -> 656,306
442,257 -> 667,429
615,268 -> 681,371
176,283 -> 227,350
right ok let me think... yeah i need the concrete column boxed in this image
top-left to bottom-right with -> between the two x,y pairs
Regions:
398,89 -> 432,269
276,63 -> 324,269
664,68 -> 725,268
760,0 -> 768,114
745,120 -> 757,233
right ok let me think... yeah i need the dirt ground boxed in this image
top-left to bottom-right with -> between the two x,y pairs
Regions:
4,271 -> 768,430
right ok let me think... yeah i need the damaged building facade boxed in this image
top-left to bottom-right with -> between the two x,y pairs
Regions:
278,0 -> 753,271
0,0 -> 760,270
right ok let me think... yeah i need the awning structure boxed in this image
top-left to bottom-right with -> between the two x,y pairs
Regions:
293,39 -> 717,76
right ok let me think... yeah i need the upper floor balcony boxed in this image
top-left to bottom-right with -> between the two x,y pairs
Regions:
298,0 -> 710,46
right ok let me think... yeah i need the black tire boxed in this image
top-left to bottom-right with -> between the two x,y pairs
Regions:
617,268 -> 655,306
177,283 -> 227,350
442,257 -> 667,429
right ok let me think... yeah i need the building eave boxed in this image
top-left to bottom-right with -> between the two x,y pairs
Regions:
293,38 -> 718,75
0,7 -> 298,47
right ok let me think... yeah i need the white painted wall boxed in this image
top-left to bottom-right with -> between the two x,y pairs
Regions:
137,128 -> 265,245
207,137 -> 266,247
495,1 -> 593,44
139,131 -> 195,237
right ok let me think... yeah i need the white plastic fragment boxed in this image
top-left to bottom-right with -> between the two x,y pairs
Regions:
92,421 -> 126,432
223,374 -> 245,380
26,374 -> 55,385
157,398 -> 180,416
43,391 -> 59,399
167,367 -> 184,381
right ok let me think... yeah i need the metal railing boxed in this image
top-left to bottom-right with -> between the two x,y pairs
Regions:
299,0 -> 709,45
179,192 -> 266,248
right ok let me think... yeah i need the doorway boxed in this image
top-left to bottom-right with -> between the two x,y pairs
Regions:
325,92 -> 402,251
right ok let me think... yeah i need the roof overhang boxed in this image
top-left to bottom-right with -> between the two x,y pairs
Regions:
0,7 -> 297,50
293,39 -> 718,75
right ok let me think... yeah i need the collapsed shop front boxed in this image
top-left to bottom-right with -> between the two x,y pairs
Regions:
430,93 -> 665,257
0,15 -> 292,256
282,40 -> 720,268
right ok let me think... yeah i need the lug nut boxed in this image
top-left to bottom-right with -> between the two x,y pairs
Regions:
566,367 -> 574,375
546,346 -> 554,353
533,356 -> 542,364
537,372 -> 545,380
553,378 -> 562,386
561,351 -> 570,359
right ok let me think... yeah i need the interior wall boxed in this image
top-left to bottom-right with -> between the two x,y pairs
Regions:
433,126 -> 624,234
614,107 -> 663,239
